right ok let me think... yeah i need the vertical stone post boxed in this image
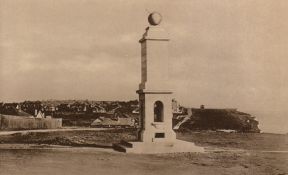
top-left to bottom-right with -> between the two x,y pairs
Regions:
137,12 -> 176,143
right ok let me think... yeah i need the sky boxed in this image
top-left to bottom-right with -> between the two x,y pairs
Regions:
0,0 -> 288,133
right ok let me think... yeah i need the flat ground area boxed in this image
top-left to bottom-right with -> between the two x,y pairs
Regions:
0,130 -> 287,175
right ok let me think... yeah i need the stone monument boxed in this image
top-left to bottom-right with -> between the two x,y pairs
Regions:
113,12 -> 204,153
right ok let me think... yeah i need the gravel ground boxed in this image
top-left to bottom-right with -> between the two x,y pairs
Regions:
0,130 -> 287,175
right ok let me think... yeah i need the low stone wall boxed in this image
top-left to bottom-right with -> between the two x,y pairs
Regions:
0,115 -> 62,130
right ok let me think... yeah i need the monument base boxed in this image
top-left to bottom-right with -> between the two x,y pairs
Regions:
113,139 -> 204,154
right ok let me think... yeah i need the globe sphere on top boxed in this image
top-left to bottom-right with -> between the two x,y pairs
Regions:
148,12 -> 162,26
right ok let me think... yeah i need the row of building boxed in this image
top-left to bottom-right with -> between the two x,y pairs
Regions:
0,99 -> 183,117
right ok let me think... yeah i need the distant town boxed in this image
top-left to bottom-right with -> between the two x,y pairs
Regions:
0,99 -> 260,132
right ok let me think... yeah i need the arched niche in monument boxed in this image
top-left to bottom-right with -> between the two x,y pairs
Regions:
154,101 -> 164,122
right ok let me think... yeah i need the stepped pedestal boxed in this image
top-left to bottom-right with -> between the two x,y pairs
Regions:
113,140 -> 204,154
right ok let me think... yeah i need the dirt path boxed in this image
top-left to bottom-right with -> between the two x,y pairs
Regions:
0,127 -> 112,136
1,146 -> 287,175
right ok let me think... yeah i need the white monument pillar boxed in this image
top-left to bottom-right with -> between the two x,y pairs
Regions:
113,12 -> 204,153
137,12 -> 176,143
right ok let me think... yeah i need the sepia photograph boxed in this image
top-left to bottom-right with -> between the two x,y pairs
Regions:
0,0 -> 287,174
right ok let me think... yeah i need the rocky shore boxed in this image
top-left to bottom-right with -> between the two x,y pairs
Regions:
0,129 -> 137,148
